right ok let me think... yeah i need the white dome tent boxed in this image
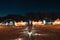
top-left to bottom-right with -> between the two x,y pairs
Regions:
2,19 -> 15,26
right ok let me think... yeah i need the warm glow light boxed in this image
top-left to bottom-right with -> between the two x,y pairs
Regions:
0,23 -> 2,25
32,20 -> 44,26
15,21 -> 27,26
32,21 -> 38,26
53,19 -> 60,25
37,20 -> 43,25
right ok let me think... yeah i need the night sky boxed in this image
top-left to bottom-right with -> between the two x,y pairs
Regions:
0,0 -> 59,16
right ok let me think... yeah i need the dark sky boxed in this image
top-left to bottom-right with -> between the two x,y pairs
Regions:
0,0 -> 59,16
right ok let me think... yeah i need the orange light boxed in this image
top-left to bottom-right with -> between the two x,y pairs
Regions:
32,21 -> 38,26
53,18 -> 60,25
37,20 -> 43,25
32,20 -> 44,26
15,21 -> 27,26
0,23 -> 2,25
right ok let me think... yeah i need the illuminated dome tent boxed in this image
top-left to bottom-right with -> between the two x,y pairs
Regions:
53,18 -> 60,25
15,21 -> 28,27
32,20 -> 43,26
2,19 -> 15,26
